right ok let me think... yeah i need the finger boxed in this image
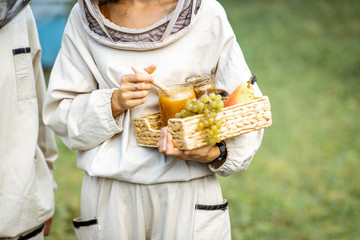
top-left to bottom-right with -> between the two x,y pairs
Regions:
133,74 -> 154,84
144,64 -> 156,74
123,88 -> 149,99
122,80 -> 150,93
131,82 -> 152,91
123,73 -> 154,84
166,131 -> 174,152
129,66 -> 154,83
124,98 -> 147,108
158,127 -> 167,152
165,132 -> 185,157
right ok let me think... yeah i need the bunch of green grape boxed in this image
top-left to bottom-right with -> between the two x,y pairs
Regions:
175,93 -> 225,146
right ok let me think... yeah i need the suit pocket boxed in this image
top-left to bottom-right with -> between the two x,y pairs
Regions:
13,47 -> 36,101
193,200 -> 231,240
73,217 -> 102,240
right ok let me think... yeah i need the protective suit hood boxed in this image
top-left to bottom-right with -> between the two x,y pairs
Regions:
0,0 -> 32,29
77,0 -> 201,50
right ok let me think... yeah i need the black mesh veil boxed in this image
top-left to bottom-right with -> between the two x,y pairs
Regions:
0,0 -> 32,29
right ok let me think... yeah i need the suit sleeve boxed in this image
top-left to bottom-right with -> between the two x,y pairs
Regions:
43,6 -> 125,151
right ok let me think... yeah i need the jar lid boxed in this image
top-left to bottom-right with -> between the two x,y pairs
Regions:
185,74 -> 213,85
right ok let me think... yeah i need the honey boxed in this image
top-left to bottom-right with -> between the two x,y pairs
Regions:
159,84 -> 196,126
185,74 -> 216,98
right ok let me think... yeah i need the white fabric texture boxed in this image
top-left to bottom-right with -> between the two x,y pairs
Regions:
0,7 -> 57,238
75,173 -> 230,240
43,0 -> 264,184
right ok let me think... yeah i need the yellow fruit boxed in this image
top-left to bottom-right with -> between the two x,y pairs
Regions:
224,76 -> 255,107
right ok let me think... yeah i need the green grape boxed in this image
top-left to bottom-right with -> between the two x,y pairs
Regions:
185,102 -> 192,111
203,108 -> 210,115
211,125 -> 218,132
207,137 -> 216,146
217,101 -> 224,110
215,94 -> 222,103
202,119 -> 209,128
197,101 -> 205,111
213,136 -> 221,143
210,100 -> 217,109
208,117 -> 215,125
175,92 -> 225,146
200,94 -> 210,103
204,113 -> 211,120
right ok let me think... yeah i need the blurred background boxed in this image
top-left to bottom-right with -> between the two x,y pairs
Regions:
30,0 -> 360,239
30,0 -> 72,69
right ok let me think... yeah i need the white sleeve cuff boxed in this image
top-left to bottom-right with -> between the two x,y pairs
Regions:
105,88 -> 125,134
209,129 -> 264,177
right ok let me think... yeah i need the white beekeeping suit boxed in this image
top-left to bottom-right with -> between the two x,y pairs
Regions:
0,0 -> 58,238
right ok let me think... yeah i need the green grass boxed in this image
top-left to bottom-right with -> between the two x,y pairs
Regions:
48,137 -> 81,240
46,0 -> 360,239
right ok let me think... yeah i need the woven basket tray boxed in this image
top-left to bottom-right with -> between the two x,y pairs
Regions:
133,96 -> 272,150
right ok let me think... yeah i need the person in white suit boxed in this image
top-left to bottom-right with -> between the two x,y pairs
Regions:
0,0 -> 57,239
44,0 -> 264,239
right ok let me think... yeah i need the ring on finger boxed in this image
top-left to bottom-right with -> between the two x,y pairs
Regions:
134,83 -> 138,91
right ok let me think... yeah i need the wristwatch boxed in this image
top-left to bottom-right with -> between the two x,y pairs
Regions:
208,141 -> 227,165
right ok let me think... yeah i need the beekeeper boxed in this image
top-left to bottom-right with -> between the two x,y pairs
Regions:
43,0 -> 264,239
0,0 -> 57,239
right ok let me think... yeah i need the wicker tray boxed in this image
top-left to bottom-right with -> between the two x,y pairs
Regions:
133,96 -> 272,150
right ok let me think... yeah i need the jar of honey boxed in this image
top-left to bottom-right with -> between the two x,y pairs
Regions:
185,74 -> 216,98
158,84 -> 196,126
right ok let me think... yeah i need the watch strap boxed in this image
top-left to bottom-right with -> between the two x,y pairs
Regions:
208,141 -> 227,165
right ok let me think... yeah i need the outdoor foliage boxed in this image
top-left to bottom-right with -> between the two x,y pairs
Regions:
47,0 -> 360,239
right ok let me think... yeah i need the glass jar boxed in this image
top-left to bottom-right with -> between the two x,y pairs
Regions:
158,84 -> 196,126
185,74 -> 216,99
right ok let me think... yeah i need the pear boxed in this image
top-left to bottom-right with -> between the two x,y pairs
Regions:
224,76 -> 255,107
